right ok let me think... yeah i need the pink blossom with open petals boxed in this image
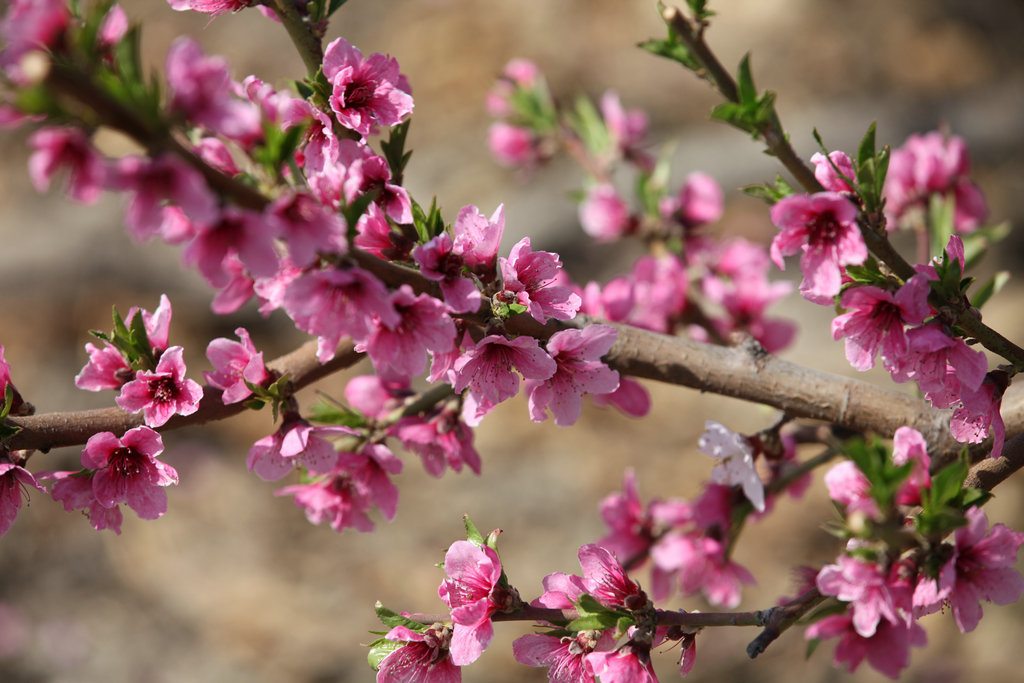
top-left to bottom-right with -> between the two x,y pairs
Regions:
47,470 -> 124,534
816,556 -> 907,638
334,139 -> 412,224
622,254 -> 688,333
183,207 -> 280,288
452,334 -> 556,408
276,443 -> 401,533
892,322 -> 988,397
377,624 -> 461,683
453,204 -> 505,279
585,644 -> 658,683
166,37 -> 261,143
361,285 -> 456,380
267,191 -> 347,267
413,232 -> 482,314
770,192 -> 865,304
831,273 -> 931,371
578,543 -> 645,609
579,183 -> 632,242
438,540 -> 515,666
28,127 -> 107,204
525,325 -> 619,426
805,613 -> 926,679
513,630 -> 613,683
247,417 -> 348,481
110,154 -> 218,242
823,460 -> 880,519
322,37 -> 413,138
80,426 -> 178,520
0,462 -> 46,538
390,410 -> 481,476
204,327 -> 269,404
282,266 -> 399,362
168,0 -> 254,15
75,342 -> 133,391
660,172 -> 723,229
115,346 -> 203,427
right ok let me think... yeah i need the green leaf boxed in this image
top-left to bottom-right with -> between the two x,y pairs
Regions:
686,0 -> 715,21
638,21 -> 699,71
741,174 -> 794,204
736,55 -> 757,107
805,638 -> 821,660
463,514 -> 485,546
309,399 -> 366,428
856,121 -> 877,171
374,602 -> 429,632
380,120 -> 412,181
367,637 -> 403,671
928,193 -> 957,261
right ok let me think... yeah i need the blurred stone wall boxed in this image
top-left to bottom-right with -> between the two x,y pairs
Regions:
2,1 -> 1024,682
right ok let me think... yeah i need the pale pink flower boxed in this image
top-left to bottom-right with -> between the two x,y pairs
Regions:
600,90 -> 650,165
276,443 -> 402,533
28,127 -> 107,204
816,556 -> 907,638
805,613 -> 926,679
578,183 -> 632,242
183,207 -> 280,288
597,469 -> 658,564
488,122 -> 540,167
203,327 -> 269,404
193,137 -> 240,176
891,426 -> 931,505
525,325 -> 619,426
334,139 -> 412,224
168,0 -> 254,15
770,192 -> 866,304
361,285 -> 457,380
577,543 -> 645,609
412,233 -> 482,314
211,255 -> 255,314
811,151 -> 855,193
47,470 -> 124,534
81,426 -> 178,519
513,630 -> 612,683
452,204 -> 505,279
823,460 -> 879,519
0,462 -> 47,537
376,624 -> 461,683
354,203 -> 407,260
585,644 -> 659,683
650,532 -> 753,607
345,374 -> 410,420
622,254 -> 688,333
438,540 -> 516,666
698,421 -> 765,512
885,131 -> 987,233
322,37 -> 413,138
165,37 -> 261,143
590,377 -> 651,418
950,376 -> 1005,458
97,4 -> 128,48
75,342 -> 133,391
115,346 -> 203,427
267,191 -> 347,267
281,266 -> 399,362
660,172 -> 723,229
111,154 -> 218,241
451,334 -> 556,408
247,417 -> 348,481
390,411 -> 481,476
893,322 -> 988,397
831,273 -> 931,371
916,506 -> 1024,633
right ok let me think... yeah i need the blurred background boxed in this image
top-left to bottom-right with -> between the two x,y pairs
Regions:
2,0 -> 1024,681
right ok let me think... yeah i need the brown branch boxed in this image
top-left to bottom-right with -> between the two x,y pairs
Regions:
5,341 -> 361,452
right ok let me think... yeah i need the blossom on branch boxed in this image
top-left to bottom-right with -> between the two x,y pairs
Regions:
204,327 -> 269,404
376,624 -> 461,683
0,462 -> 47,538
115,346 -> 203,427
524,325 -> 619,426
499,237 -> 582,322
322,37 -> 413,139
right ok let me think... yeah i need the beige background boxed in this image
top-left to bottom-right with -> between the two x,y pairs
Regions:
2,1 -> 1024,681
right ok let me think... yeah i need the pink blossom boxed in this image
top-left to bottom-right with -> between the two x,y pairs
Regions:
805,613 -> 926,679
659,172 -> 723,229
80,426 -> 179,519
193,137 -> 240,176
816,556 -> 907,638
0,0 -> 69,83
920,506 -> 1024,632
884,131 -> 987,233
168,0 -> 254,15
281,266 -> 399,362
376,624 -> 461,683
28,127 -> 107,204
769,192 -> 866,304
578,183 -> 632,242
110,155 -> 218,241
115,346 -> 203,427
622,254 -> 688,333
390,411 -> 481,476
276,443 -> 402,533
590,377 -> 651,418
831,273 -> 931,371
0,462 -> 47,537
203,327 -> 269,404
823,460 -> 879,519
597,469 -> 658,564
47,470 -> 124,534
412,233 -> 482,314
488,122 -> 540,167
183,207 -> 280,288
345,374 -> 410,420
438,540 -> 515,666
485,58 -> 541,116
97,4 -> 128,47
130,293 -> 174,353
247,417 -> 348,481
950,376 -> 1005,458
74,342 -> 133,391
513,630 -> 613,683
211,255 -> 255,314
650,533 -> 753,607
451,334 -> 557,409
585,644 -> 659,683
810,151 -> 855,192
267,191 -> 347,267
322,37 -> 413,138
697,421 -> 765,512
452,204 -> 505,279
577,543 -> 645,609
334,139 -> 412,224
892,426 -> 931,505
893,322 -> 988,397
600,90 -> 650,165
354,203 -> 407,260
525,325 -> 619,426
165,37 -> 261,143
361,285 -> 457,380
